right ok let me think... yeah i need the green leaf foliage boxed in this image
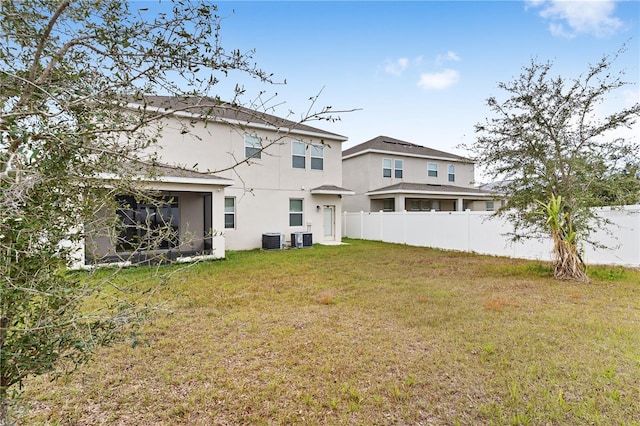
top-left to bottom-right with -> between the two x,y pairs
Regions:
0,1 -> 273,422
466,47 -> 640,279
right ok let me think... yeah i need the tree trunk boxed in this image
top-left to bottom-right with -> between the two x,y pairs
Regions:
552,233 -> 589,282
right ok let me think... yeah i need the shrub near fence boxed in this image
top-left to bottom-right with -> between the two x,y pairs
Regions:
343,206 -> 640,267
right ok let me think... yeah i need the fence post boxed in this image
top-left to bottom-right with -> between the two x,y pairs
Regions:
466,209 -> 471,252
403,210 -> 407,244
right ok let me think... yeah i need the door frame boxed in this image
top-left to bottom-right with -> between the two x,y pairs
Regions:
323,205 -> 335,241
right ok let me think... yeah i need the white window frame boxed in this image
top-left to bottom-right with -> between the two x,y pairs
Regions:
383,158 -> 392,178
289,198 -> 304,226
310,145 -> 324,170
448,164 -> 455,182
428,163 -> 438,178
224,197 -> 236,229
244,134 -> 262,159
394,159 -> 403,178
292,141 -> 306,169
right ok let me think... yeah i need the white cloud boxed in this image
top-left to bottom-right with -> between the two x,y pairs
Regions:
548,22 -> 575,38
528,0 -> 624,38
417,69 -> 460,91
384,57 -> 410,76
436,51 -> 461,65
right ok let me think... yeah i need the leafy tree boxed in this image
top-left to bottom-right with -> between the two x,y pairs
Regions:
0,1 -> 339,422
468,49 -> 640,281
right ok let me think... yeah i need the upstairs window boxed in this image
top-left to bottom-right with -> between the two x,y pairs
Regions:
245,134 -> 261,159
428,163 -> 438,178
311,145 -> 324,170
448,165 -> 455,182
289,199 -> 304,226
292,141 -> 306,169
394,159 -> 403,178
224,197 -> 236,229
383,158 -> 392,178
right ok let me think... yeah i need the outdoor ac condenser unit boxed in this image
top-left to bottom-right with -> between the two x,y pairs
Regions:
291,232 -> 312,248
262,233 -> 284,250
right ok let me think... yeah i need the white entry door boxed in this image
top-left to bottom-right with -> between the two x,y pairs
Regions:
323,205 -> 335,240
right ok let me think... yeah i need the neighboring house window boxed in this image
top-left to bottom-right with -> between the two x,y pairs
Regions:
245,134 -> 262,159
486,201 -> 495,211
432,200 -> 440,211
311,145 -> 324,170
115,195 -> 179,251
428,163 -> 438,177
394,159 -> 403,178
289,199 -> 303,226
383,158 -> 392,178
448,165 -> 455,182
292,141 -> 306,169
407,199 -> 433,211
383,198 -> 394,211
224,197 -> 235,229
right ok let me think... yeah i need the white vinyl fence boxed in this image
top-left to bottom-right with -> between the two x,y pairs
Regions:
343,206 -> 640,267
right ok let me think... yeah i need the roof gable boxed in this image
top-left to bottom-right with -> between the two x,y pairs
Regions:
342,135 -> 470,162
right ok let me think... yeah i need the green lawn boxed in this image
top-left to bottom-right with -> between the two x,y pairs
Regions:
18,240 -> 640,425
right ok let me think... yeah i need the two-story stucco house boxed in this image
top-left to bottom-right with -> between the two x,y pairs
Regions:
342,136 -> 494,213
85,96 -> 352,264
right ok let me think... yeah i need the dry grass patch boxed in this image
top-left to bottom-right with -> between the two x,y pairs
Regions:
314,289 -> 339,305
15,240 -> 640,425
483,297 -> 521,312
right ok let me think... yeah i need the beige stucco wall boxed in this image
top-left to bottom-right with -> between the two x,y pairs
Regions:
150,116 -> 347,250
221,188 -> 344,251
341,154 -> 371,213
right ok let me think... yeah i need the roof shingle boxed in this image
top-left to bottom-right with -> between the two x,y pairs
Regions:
342,135 -> 470,161
368,182 -> 492,196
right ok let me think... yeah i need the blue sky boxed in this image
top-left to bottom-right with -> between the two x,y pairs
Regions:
170,1 -> 640,155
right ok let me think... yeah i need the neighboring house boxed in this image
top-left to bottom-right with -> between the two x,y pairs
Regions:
86,96 -> 353,263
342,136 -> 495,213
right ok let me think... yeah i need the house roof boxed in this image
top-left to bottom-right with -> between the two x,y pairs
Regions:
478,180 -> 511,194
149,164 -> 235,186
342,135 -> 470,162
310,184 -> 355,195
127,95 -> 348,141
367,182 -> 493,198
100,162 -> 234,187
